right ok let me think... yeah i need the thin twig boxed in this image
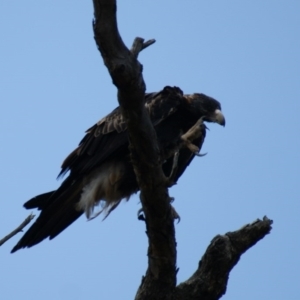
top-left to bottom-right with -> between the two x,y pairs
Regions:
0,213 -> 35,247
131,37 -> 156,58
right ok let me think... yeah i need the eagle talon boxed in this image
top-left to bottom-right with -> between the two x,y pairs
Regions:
186,143 -> 199,153
169,196 -> 175,203
181,116 -> 206,155
137,201 -> 179,222
195,152 -> 207,157
137,207 -> 145,221
183,140 -> 207,157
171,204 -> 181,223
138,213 -> 146,221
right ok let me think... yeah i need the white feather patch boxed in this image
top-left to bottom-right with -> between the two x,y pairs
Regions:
76,161 -> 130,219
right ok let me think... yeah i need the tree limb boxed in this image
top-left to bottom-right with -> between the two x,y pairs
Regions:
174,216 -> 273,300
92,1 -> 176,299
91,2 -> 272,299
0,214 -> 35,247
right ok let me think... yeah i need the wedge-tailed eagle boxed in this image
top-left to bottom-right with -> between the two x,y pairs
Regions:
11,86 -> 225,252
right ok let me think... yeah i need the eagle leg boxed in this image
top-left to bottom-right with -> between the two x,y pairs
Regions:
181,117 -> 207,156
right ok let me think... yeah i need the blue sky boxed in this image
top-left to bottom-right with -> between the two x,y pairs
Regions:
1,1 -> 299,299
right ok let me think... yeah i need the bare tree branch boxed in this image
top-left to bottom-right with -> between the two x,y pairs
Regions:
91,2 -> 272,299
0,214 -> 35,247
92,1 -> 176,299
130,37 -> 156,58
174,216 -> 273,300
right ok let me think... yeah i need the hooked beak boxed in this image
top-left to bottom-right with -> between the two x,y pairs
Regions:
211,109 -> 225,126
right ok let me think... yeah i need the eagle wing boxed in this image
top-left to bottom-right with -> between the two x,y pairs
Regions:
59,86 -> 185,177
58,106 -> 128,177
11,87 -> 188,252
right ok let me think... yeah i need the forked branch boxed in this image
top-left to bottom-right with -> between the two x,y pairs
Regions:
91,2 -> 272,300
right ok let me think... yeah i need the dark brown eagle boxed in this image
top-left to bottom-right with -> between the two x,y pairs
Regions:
11,86 -> 225,253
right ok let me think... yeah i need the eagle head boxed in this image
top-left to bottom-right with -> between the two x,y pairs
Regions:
186,93 -> 226,126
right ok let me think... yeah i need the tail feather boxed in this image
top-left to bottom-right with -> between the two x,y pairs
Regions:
49,206 -> 82,240
24,191 -> 55,210
11,178 -> 84,253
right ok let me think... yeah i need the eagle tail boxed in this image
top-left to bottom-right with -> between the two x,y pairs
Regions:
11,178 -> 84,253
23,191 -> 55,210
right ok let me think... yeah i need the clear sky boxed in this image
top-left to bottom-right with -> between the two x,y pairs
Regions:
1,1 -> 299,299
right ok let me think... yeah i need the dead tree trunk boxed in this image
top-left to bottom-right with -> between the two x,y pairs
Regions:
91,1 -> 272,299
